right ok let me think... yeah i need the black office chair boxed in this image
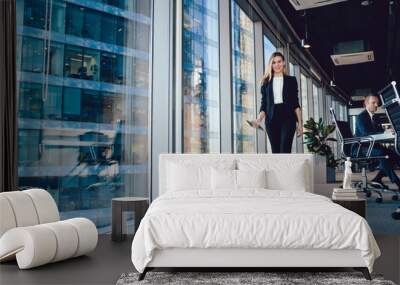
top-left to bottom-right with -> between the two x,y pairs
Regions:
329,108 -> 397,203
378,81 -> 400,219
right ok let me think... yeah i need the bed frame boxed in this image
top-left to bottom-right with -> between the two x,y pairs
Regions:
138,154 -> 372,281
138,247 -> 371,280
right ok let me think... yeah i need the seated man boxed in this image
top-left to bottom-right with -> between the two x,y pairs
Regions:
355,94 -> 400,191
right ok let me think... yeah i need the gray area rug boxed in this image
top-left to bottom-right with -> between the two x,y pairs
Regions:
116,271 -> 396,285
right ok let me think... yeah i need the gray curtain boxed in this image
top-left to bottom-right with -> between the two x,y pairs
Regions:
0,0 -> 17,192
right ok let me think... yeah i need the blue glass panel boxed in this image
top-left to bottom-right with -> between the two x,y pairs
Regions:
231,0 -> 256,153
182,0 -> 220,153
16,0 -> 152,233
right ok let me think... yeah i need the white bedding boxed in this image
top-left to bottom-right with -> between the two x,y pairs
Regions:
131,189 -> 380,273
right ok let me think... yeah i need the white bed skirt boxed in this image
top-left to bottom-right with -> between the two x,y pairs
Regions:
148,248 -> 366,268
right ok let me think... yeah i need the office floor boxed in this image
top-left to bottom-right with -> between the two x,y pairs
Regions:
1,235 -> 399,285
0,235 -> 133,285
337,169 -> 400,234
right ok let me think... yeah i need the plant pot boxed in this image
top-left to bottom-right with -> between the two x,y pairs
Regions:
326,166 -> 336,183
313,154 -> 336,184
313,154 -> 327,184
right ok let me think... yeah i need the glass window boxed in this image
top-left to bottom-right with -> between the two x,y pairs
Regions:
182,0 -> 220,153
16,0 -> 153,232
51,0 -> 66,34
263,35 -> 276,71
49,42 -> 64,76
81,89 -> 101,123
18,82 -> 43,119
101,15 -> 118,45
83,48 -> 100,81
21,37 -> 44,73
100,52 -> 126,85
134,21 -> 151,52
43,85 -> 63,120
104,0 -> 127,9
133,58 -> 150,89
64,45 -> 83,78
23,0 -> 46,29
83,9 -> 102,41
289,62 -> 294,76
65,4 -> 84,38
300,73 -> 308,124
231,0 -> 256,153
63,87 -> 82,119
312,83 -> 319,120
318,87 -> 324,122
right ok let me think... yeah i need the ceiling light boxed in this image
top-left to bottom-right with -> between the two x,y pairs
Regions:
302,11 -> 311,49
330,80 -> 336,87
301,39 -> 311,49
361,0 -> 372,6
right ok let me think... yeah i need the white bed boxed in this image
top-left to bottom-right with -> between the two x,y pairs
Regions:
131,154 -> 380,280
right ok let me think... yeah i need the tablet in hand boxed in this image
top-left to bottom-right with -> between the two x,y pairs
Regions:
246,120 -> 264,131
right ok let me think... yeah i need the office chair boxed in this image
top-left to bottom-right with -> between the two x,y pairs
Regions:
378,81 -> 400,219
329,108 -> 398,203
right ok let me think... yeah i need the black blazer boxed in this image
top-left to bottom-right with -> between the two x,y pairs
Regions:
259,75 -> 300,124
355,109 -> 384,137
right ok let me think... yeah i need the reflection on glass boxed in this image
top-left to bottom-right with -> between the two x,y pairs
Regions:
231,0 -> 256,153
16,0 -> 152,233
289,62 -> 295,76
263,35 -> 276,71
312,83 -> 319,120
182,0 -> 220,153
301,73 -> 308,124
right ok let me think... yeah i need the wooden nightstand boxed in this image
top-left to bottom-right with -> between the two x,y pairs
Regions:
111,197 -> 149,242
332,198 -> 366,218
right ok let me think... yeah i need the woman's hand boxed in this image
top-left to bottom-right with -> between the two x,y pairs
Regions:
296,123 -> 303,137
251,119 -> 261,128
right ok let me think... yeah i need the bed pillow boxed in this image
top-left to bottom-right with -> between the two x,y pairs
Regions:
266,162 -> 306,191
210,168 -> 267,190
166,159 -> 235,192
236,169 -> 267,189
237,159 -> 307,191
166,162 -> 209,191
210,168 -> 236,190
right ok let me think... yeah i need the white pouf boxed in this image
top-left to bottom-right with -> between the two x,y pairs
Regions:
0,189 -> 98,269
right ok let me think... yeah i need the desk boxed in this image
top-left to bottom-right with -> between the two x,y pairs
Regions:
369,132 -> 395,143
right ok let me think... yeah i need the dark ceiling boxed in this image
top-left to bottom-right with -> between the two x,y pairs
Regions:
276,0 -> 400,102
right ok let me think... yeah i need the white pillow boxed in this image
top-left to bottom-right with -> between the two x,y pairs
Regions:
237,159 -> 307,191
166,159 -> 236,192
236,169 -> 267,188
266,163 -> 306,191
211,168 -> 236,190
166,162 -> 209,191
210,168 -> 267,190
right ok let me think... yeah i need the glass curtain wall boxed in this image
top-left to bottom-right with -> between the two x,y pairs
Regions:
231,0 -> 256,153
182,0 -> 220,153
263,35 -> 276,70
312,83 -> 319,120
16,0 -> 152,232
289,62 -> 302,153
300,73 -> 308,124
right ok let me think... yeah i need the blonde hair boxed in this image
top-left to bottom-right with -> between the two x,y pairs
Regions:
261,51 -> 287,86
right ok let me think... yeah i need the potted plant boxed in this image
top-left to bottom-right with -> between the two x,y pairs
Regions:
303,117 -> 340,183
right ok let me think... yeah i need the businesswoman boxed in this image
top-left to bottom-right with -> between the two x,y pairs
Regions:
251,51 -> 303,153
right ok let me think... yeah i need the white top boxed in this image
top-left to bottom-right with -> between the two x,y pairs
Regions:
273,76 -> 284,104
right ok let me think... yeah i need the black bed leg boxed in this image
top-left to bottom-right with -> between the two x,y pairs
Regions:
138,268 -> 148,281
354,267 -> 371,280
